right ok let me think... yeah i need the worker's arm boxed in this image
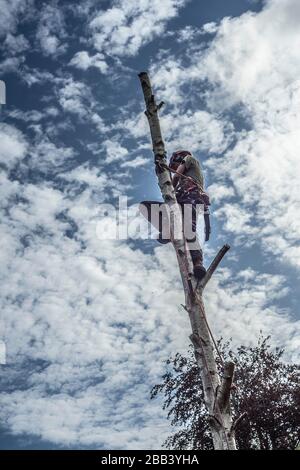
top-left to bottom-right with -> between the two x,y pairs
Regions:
172,163 -> 186,187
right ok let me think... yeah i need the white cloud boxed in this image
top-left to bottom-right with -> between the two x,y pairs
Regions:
175,25 -> 198,42
174,22 -> 218,43
69,51 -> 108,74
0,123 -> 28,168
3,33 -> 29,55
200,0 -> 300,267
20,68 -> 55,86
60,163 -> 108,189
58,78 -> 88,117
101,139 -> 129,163
90,112 -> 110,133
89,0 -> 189,57
0,56 -> 25,74
0,124 -> 299,448
1,0 -> 300,451
28,138 -> 76,174
8,109 -> 44,122
215,203 -> 256,234
205,269 -> 300,364
161,110 -> 233,154
198,0 -> 300,107
148,0 -> 300,269
201,22 -> 218,34
206,183 -> 235,204
56,77 -> 109,134
121,155 -> 148,168
0,161 -> 189,447
36,3 -> 67,56
114,112 -> 149,139
0,0 -> 31,38
0,212 -> 298,447
114,105 -> 233,159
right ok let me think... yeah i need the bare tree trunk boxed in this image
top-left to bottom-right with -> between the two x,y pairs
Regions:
138,72 -> 237,450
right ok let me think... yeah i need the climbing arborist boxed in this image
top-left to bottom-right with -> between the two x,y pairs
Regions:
169,149 -> 210,280
140,150 -> 210,281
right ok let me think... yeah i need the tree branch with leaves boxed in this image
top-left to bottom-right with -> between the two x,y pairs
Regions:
151,337 -> 300,450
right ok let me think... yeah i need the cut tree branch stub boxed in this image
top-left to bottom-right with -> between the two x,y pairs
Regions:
197,244 -> 230,292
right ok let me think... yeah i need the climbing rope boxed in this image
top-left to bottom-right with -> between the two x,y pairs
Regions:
162,162 -> 207,194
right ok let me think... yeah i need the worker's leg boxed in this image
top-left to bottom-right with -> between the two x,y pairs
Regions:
180,200 -> 206,280
140,200 -> 206,279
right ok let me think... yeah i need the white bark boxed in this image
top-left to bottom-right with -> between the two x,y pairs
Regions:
139,72 -> 237,450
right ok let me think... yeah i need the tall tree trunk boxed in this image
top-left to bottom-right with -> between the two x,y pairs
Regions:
138,72 -> 237,450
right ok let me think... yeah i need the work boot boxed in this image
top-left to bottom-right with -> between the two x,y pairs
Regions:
193,264 -> 207,280
190,250 -> 206,280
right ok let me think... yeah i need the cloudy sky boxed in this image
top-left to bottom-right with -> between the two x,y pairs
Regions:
0,0 -> 299,450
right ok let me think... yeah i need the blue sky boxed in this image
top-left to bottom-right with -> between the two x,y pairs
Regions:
0,0 -> 299,450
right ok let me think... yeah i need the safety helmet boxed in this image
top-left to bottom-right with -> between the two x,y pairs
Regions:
169,150 -> 192,167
